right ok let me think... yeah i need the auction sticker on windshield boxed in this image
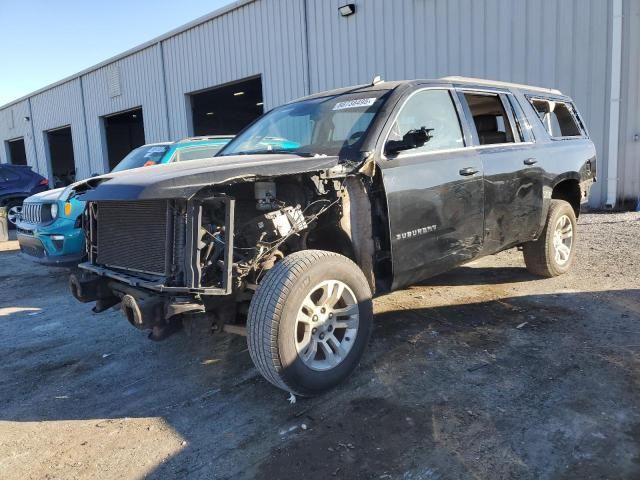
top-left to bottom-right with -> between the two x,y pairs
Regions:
332,98 -> 377,110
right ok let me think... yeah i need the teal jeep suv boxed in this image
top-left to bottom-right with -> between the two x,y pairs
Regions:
17,136 -> 232,266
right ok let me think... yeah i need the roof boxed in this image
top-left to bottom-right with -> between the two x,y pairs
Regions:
0,0 -> 257,110
176,135 -> 235,143
289,77 -> 567,105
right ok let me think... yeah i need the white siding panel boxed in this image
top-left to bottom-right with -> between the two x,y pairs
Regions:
162,0 -> 308,139
619,0 -> 640,204
0,100 -> 39,172
30,79 -> 90,181
82,45 -> 169,175
305,0 -> 612,206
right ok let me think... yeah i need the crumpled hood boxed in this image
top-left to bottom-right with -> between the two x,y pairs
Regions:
74,153 -> 340,201
24,187 -> 65,203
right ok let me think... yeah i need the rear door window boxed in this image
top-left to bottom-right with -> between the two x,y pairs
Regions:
528,98 -> 583,138
463,92 -> 517,145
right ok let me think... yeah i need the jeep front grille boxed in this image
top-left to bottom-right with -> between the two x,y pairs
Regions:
22,202 -> 52,224
96,200 -> 170,276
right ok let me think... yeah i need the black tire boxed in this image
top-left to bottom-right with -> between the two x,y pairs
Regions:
247,250 -> 373,396
523,199 -> 577,277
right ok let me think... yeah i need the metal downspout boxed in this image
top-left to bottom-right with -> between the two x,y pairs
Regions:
606,0 -> 623,208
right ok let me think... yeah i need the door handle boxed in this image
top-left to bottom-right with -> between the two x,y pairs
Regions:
523,158 -> 538,166
459,167 -> 479,176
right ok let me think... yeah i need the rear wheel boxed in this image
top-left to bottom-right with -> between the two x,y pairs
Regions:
523,199 -> 577,277
247,250 -> 373,396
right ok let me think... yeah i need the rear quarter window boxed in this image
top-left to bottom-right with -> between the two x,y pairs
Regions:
527,97 -> 584,139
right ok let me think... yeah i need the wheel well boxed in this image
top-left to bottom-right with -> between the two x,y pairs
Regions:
305,224 -> 355,260
0,196 -> 26,207
552,180 -> 581,217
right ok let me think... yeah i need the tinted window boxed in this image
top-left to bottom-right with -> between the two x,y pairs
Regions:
529,99 -> 582,138
388,89 -> 464,153
464,93 -> 516,145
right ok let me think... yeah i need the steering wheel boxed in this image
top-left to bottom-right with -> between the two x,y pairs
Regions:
346,130 -> 365,145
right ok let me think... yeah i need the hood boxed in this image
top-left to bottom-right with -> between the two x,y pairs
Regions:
24,187 -> 65,203
74,154 -> 340,201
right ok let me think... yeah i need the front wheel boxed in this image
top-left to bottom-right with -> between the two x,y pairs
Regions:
247,250 -> 373,396
522,199 -> 577,277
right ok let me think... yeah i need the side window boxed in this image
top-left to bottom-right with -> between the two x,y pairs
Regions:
463,92 -> 516,145
528,98 -> 583,138
387,89 -> 464,154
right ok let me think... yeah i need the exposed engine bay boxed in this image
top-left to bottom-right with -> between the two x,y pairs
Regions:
70,166 -> 389,339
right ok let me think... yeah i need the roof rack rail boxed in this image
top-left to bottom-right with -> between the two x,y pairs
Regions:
441,76 -> 562,95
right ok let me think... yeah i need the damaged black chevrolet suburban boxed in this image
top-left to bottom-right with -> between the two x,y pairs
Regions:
69,77 -> 595,395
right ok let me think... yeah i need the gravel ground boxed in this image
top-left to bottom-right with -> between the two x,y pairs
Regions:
0,212 -> 639,480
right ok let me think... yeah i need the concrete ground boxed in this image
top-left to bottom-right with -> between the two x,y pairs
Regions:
0,212 -> 639,480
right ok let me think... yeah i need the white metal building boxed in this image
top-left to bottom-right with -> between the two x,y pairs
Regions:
1,0 -> 638,208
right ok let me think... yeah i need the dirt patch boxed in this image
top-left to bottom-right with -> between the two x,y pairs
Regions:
0,212 -> 639,479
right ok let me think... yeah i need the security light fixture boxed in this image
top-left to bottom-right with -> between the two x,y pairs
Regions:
23,116 -> 30,122
132,114 -> 137,119
233,91 -> 245,96
206,112 -> 215,116
256,102 -> 264,106
338,3 -> 356,17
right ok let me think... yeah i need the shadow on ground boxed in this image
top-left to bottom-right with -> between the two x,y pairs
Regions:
1,253 -> 639,480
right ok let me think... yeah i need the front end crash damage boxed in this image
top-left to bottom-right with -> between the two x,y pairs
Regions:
69,158 -> 386,340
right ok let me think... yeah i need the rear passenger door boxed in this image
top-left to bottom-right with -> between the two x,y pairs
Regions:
378,87 -> 484,290
458,90 -> 543,253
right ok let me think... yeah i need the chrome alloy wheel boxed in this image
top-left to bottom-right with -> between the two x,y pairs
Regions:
295,280 -> 360,371
552,214 -> 573,265
7,206 -> 21,225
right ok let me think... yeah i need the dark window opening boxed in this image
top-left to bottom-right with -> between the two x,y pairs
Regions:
464,93 -> 516,145
104,108 -> 145,170
190,76 -> 263,137
46,127 -> 76,187
7,138 -> 27,166
529,99 -> 582,138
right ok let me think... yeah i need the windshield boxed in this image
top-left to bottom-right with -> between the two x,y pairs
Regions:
220,90 -> 390,158
112,145 -> 170,172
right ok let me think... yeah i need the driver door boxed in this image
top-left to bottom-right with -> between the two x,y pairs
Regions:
378,87 -> 485,289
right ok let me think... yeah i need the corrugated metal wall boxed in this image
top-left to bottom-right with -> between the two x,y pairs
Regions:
162,0 -> 308,139
29,79 -> 90,181
81,44 -> 169,175
305,0 -> 611,206
619,0 -> 640,205
0,100 -> 38,170
0,0 -> 636,207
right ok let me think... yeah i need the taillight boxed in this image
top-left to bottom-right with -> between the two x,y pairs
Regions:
39,178 -> 49,186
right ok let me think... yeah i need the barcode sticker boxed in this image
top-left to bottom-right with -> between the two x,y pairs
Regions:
332,98 -> 376,111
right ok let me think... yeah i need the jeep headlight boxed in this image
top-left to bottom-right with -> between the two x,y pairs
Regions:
50,203 -> 58,219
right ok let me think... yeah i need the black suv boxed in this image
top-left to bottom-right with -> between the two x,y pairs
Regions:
0,164 -> 49,225
69,77 -> 595,396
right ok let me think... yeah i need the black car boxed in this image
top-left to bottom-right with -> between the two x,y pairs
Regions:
69,77 -> 596,396
0,164 -> 49,226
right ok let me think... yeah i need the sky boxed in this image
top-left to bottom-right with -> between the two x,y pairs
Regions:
0,0 -> 234,106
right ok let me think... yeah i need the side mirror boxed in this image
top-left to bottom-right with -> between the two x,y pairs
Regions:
385,127 -> 434,155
